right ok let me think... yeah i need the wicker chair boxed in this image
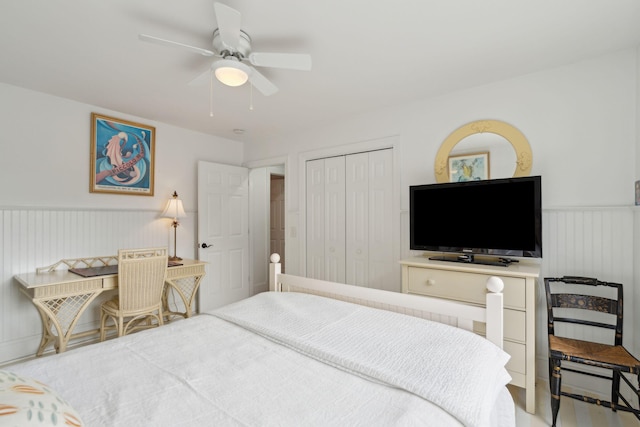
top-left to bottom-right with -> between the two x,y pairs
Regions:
544,276 -> 640,426
100,247 -> 168,340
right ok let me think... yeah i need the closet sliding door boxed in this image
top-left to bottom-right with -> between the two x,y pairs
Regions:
306,149 -> 394,289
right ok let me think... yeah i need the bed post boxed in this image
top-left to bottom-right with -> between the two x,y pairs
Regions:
269,253 -> 282,292
485,276 -> 504,349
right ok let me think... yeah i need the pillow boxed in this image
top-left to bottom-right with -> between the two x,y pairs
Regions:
0,370 -> 83,426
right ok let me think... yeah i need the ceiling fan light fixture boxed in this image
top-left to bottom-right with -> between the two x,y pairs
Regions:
212,59 -> 252,87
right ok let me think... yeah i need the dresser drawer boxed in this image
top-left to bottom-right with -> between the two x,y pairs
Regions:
406,266 -> 526,310
400,257 -> 539,413
504,341 -> 526,375
474,309 -> 525,342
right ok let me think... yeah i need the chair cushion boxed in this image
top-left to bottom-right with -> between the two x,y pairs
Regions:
0,370 -> 83,426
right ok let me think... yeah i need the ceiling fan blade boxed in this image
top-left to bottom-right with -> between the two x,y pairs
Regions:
138,34 -> 215,57
248,52 -> 312,71
213,2 -> 241,50
248,67 -> 278,96
188,69 -> 212,86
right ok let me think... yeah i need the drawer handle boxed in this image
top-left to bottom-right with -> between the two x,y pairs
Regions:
426,279 -> 435,286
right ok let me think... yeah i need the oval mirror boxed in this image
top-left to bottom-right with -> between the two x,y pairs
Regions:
434,120 -> 532,183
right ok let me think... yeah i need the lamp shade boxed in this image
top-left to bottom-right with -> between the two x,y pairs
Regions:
161,192 -> 186,219
212,59 -> 252,87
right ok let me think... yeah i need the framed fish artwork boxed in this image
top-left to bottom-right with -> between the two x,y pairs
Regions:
90,113 -> 155,196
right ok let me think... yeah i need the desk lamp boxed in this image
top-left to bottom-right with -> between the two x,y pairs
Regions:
161,191 -> 186,261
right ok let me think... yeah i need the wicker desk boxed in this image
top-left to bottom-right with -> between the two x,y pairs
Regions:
14,257 -> 206,356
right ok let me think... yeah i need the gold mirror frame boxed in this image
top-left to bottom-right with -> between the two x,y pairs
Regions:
434,119 -> 532,183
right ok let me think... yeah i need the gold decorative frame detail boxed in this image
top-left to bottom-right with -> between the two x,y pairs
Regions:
434,119 -> 532,183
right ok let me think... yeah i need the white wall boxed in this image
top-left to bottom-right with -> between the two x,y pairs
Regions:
0,83 -> 243,213
634,46 -> 640,375
0,82 -> 244,261
244,48 -> 640,392
0,83 -> 244,363
247,49 -> 636,208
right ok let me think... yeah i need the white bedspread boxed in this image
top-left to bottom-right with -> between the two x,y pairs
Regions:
212,292 -> 512,427
9,292 -> 514,427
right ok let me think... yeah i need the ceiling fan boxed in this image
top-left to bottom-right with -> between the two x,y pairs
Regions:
138,2 -> 312,96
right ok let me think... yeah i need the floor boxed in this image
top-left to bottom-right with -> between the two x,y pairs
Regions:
510,381 -> 639,427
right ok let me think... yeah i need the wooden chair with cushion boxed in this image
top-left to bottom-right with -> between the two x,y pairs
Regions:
100,247 -> 168,340
544,276 -> 640,426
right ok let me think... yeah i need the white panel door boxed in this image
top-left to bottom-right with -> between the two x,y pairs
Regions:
306,159 -> 325,279
345,152 -> 369,286
306,157 -> 346,282
307,151 -> 394,288
345,149 -> 394,290
197,161 -> 249,311
323,156 -> 346,283
366,149 -> 395,291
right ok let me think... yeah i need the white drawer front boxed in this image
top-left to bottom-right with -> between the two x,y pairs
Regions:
504,341 -> 526,375
407,267 -> 526,310
474,309 -> 525,342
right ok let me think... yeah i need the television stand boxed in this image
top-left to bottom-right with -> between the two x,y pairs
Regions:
429,254 -> 518,267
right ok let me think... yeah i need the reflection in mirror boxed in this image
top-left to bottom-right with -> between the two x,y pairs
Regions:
450,133 -> 516,179
433,120 -> 533,183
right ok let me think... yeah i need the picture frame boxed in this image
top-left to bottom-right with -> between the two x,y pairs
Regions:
90,113 -> 155,196
448,151 -> 489,182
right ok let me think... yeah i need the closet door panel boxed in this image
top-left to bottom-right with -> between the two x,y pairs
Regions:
346,152 -> 369,286
368,149 -> 395,291
306,149 -> 394,289
324,156 -> 346,283
306,159 -> 325,279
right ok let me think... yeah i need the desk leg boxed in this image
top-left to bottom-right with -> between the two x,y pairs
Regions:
32,292 -> 101,355
34,307 -> 58,356
163,274 -> 204,320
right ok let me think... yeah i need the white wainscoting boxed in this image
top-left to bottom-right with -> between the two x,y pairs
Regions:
540,207 -> 634,285
537,206 -> 636,396
2,205 -> 637,394
0,207 -> 196,365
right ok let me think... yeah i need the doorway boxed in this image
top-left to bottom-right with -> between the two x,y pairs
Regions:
248,164 -> 285,295
270,174 -> 285,272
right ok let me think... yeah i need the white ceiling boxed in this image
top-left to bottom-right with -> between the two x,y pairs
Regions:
2,1 -> 640,143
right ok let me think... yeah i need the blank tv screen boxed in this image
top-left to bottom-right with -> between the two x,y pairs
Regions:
410,176 -> 541,257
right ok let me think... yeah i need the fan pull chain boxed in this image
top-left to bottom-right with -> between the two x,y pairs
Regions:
249,84 -> 254,111
209,70 -> 214,117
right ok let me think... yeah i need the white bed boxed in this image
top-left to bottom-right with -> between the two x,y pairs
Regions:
3,254 -> 515,427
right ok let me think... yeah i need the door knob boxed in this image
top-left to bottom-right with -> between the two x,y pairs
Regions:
200,243 -> 212,248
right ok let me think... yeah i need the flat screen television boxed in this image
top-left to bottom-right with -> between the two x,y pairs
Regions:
410,176 -> 542,266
